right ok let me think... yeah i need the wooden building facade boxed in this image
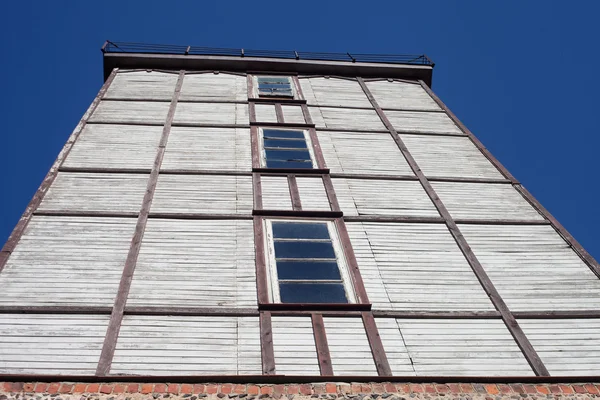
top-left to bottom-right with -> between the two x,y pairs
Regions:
1,43 -> 599,379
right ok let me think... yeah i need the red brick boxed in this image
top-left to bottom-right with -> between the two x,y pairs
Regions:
473,384 -> 486,393
287,384 -> 300,394
585,384 -> 600,394
523,385 -> 536,394
447,384 -> 460,394
361,384 -> 372,393
100,384 -> 113,394
2,383 -> 12,392
372,384 -> 385,393
73,384 -> 87,393
274,385 -> 286,396
167,384 -> 179,394
396,384 -> 410,394
459,384 -> 474,393
193,384 -> 205,394
325,384 -> 337,394
261,386 -> 274,395
436,384 -> 450,394
127,384 -> 140,393
300,384 -> 312,395
384,384 -> 397,393
423,384 -> 436,394
313,384 -> 326,394
498,384 -> 511,394
11,382 -> 24,392
351,384 -> 362,394
34,383 -> 49,393
207,385 -> 218,394
485,384 -> 499,395
409,384 -> 423,393
23,383 -> 35,392
510,384 -> 524,394
48,383 -> 61,394
179,384 -> 193,395
234,384 -> 246,394
59,384 -> 74,394
248,385 -> 260,395
558,384 -> 574,394
141,384 -> 153,394
548,385 -> 560,394
573,385 -> 587,394
154,384 -> 167,394
536,385 -> 550,395
221,384 -> 233,394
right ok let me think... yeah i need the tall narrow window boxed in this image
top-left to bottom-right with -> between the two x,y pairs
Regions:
257,76 -> 294,98
261,128 -> 315,169
265,220 -> 355,303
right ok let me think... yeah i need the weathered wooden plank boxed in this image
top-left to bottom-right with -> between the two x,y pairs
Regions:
173,102 -> 248,125
374,318 -> 416,376
271,316 -> 319,375
89,101 -> 170,124
311,314 -> 333,375
309,106 -> 385,131
105,71 -> 178,100
385,110 -> 463,135
179,72 -> 247,102
295,176 -> 331,211
300,77 -> 372,108
365,80 -> 441,111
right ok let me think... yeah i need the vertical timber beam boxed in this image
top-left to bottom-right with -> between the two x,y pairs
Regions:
362,311 -> 392,377
0,69 -> 119,273
311,313 -> 334,376
287,174 -> 302,211
358,77 -> 550,377
260,311 -> 276,375
95,70 -> 186,376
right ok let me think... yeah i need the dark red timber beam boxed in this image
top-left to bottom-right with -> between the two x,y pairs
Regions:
311,313 -> 334,376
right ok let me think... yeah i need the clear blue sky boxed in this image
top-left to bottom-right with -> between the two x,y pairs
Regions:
1,1 -> 598,261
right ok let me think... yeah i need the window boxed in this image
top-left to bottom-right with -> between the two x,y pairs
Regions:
257,76 -> 293,98
265,220 -> 355,303
261,128 -> 315,169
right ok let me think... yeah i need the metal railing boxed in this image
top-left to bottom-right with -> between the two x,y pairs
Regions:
101,41 -> 434,66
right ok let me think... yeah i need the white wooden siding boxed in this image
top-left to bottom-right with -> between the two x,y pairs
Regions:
309,107 -> 386,131
0,216 -> 135,306
260,175 -> 293,210
346,222 -> 495,311
89,101 -> 170,124
300,77 -> 372,108
0,314 -> 109,375
127,219 -> 256,308
333,178 -> 438,217
295,177 -> 331,211
63,124 -> 162,169
254,103 -> 277,123
271,316 -> 320,375
111,315 -> 261,375
323,317 -> 377,376
386,110 -> 463,135
375,318 -> 416,375
105,71 -> 178,100
402,135 -> 505,179
38,172 -> 148,213
317,131 -> 414,176
366,80 -> 441,111
173,102 -> 248,125
281,105 -> 306,124
397,319 -> 534,376
179,73 -> 247,102
151,174 -> 253,214
161,127 -> 251,171
459,224 -> 600,311
432,182 -> 544,221
518,319 -> 600,375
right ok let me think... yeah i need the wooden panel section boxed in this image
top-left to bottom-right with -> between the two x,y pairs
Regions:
260,175 -> 293,211
386,110 -> 463,135
63,124 -> 162,170
0,216 -> 136,306
346,222 -> 495,311
38,172 -> 148,213
333,178 -> 438,217
281,105 -> 306,124
151,174 -> 253,214
111,315 -> 261,375
365,80 -> 441,111
518,318 -> 600,376
459,224 -> 600,311
309,107 -> 386,131
397,319 -> 534,376
300,77 -> 372,108
161,127 -> 251,171
432,182 -> 544,221
271,316 -> 320,375
127,219 -> 256,308
255,103 -> 278,123
375,318 -> 416,376
173,102 -> 248,125
402,135 -> 505,179
105,71 -> 178,100
323,317 -> 377,376
89,101 -> 170,124
317,131 -> 413,176
0,314 -> 110,375
295,176 -> 331,211
179,73 -> 247,102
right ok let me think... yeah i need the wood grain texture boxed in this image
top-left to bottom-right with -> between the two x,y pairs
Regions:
374,317 -> 416,376
89,101 -> 171,124
287,175 -> 302,211
260,312 -> 276,375
173,102 -> 248,125
271,316 -> 319,375
105,71 -> 178,100
300,77 -> 372,108
309,106 -> 386,131
281,105 -> 306,124
365,80 -> 441,111
385,110 -> 463,135
179,72 -> 247,102
311,314 -> 333,375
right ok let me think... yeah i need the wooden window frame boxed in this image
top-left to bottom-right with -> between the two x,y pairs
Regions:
258,127 -> 317,170
252,75 -> 297,100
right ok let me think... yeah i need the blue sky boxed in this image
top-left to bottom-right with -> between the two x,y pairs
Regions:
1,1 -> 599,260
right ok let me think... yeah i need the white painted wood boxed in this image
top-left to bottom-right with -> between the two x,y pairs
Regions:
38,172 -> 148,213
271,316 -> 320,375
105,71 -> 178,100
317,131 -> 414,176
260,175 -> 292,211
111,315 -> 261,375
402,135 -> 505,179
151,174 -> 252,214
459,224 -> 600,311
346,222 -> 495,311
63,123 -> 162,169
375,318 -> 416,375
0,216 -> 136,306
161,127 -> 251,171
397,319 -> 534,376
300,77 -> 372,108
281,105 -> 306,124
179,73 -> 247,102
518,319 -> 600,375
173,102 -> 248,125
323,317 -> 377,376
333,178 -> 438,217
295,176 -> 331,211
386,110 -> 463,135
366,80 -> 441,111
432,182 -> 544,221
309,106 -> 386,131
127,219 -> 256,308
89,101 -> 170,124
0,314 -> 109,375
255,103 -> 278,123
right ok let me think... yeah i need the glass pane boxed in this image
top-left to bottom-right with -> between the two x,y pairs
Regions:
265,149 -> 311,162
258,83 -> 291,90
279,283 -> 348,303
264,139 -> 307,149
264,129 -> 305,139
266,160 -> 314,169
274,241 -> 336,259
277,261 -> 341,280
258,77 -> 290,84
272,222 -> 330,239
